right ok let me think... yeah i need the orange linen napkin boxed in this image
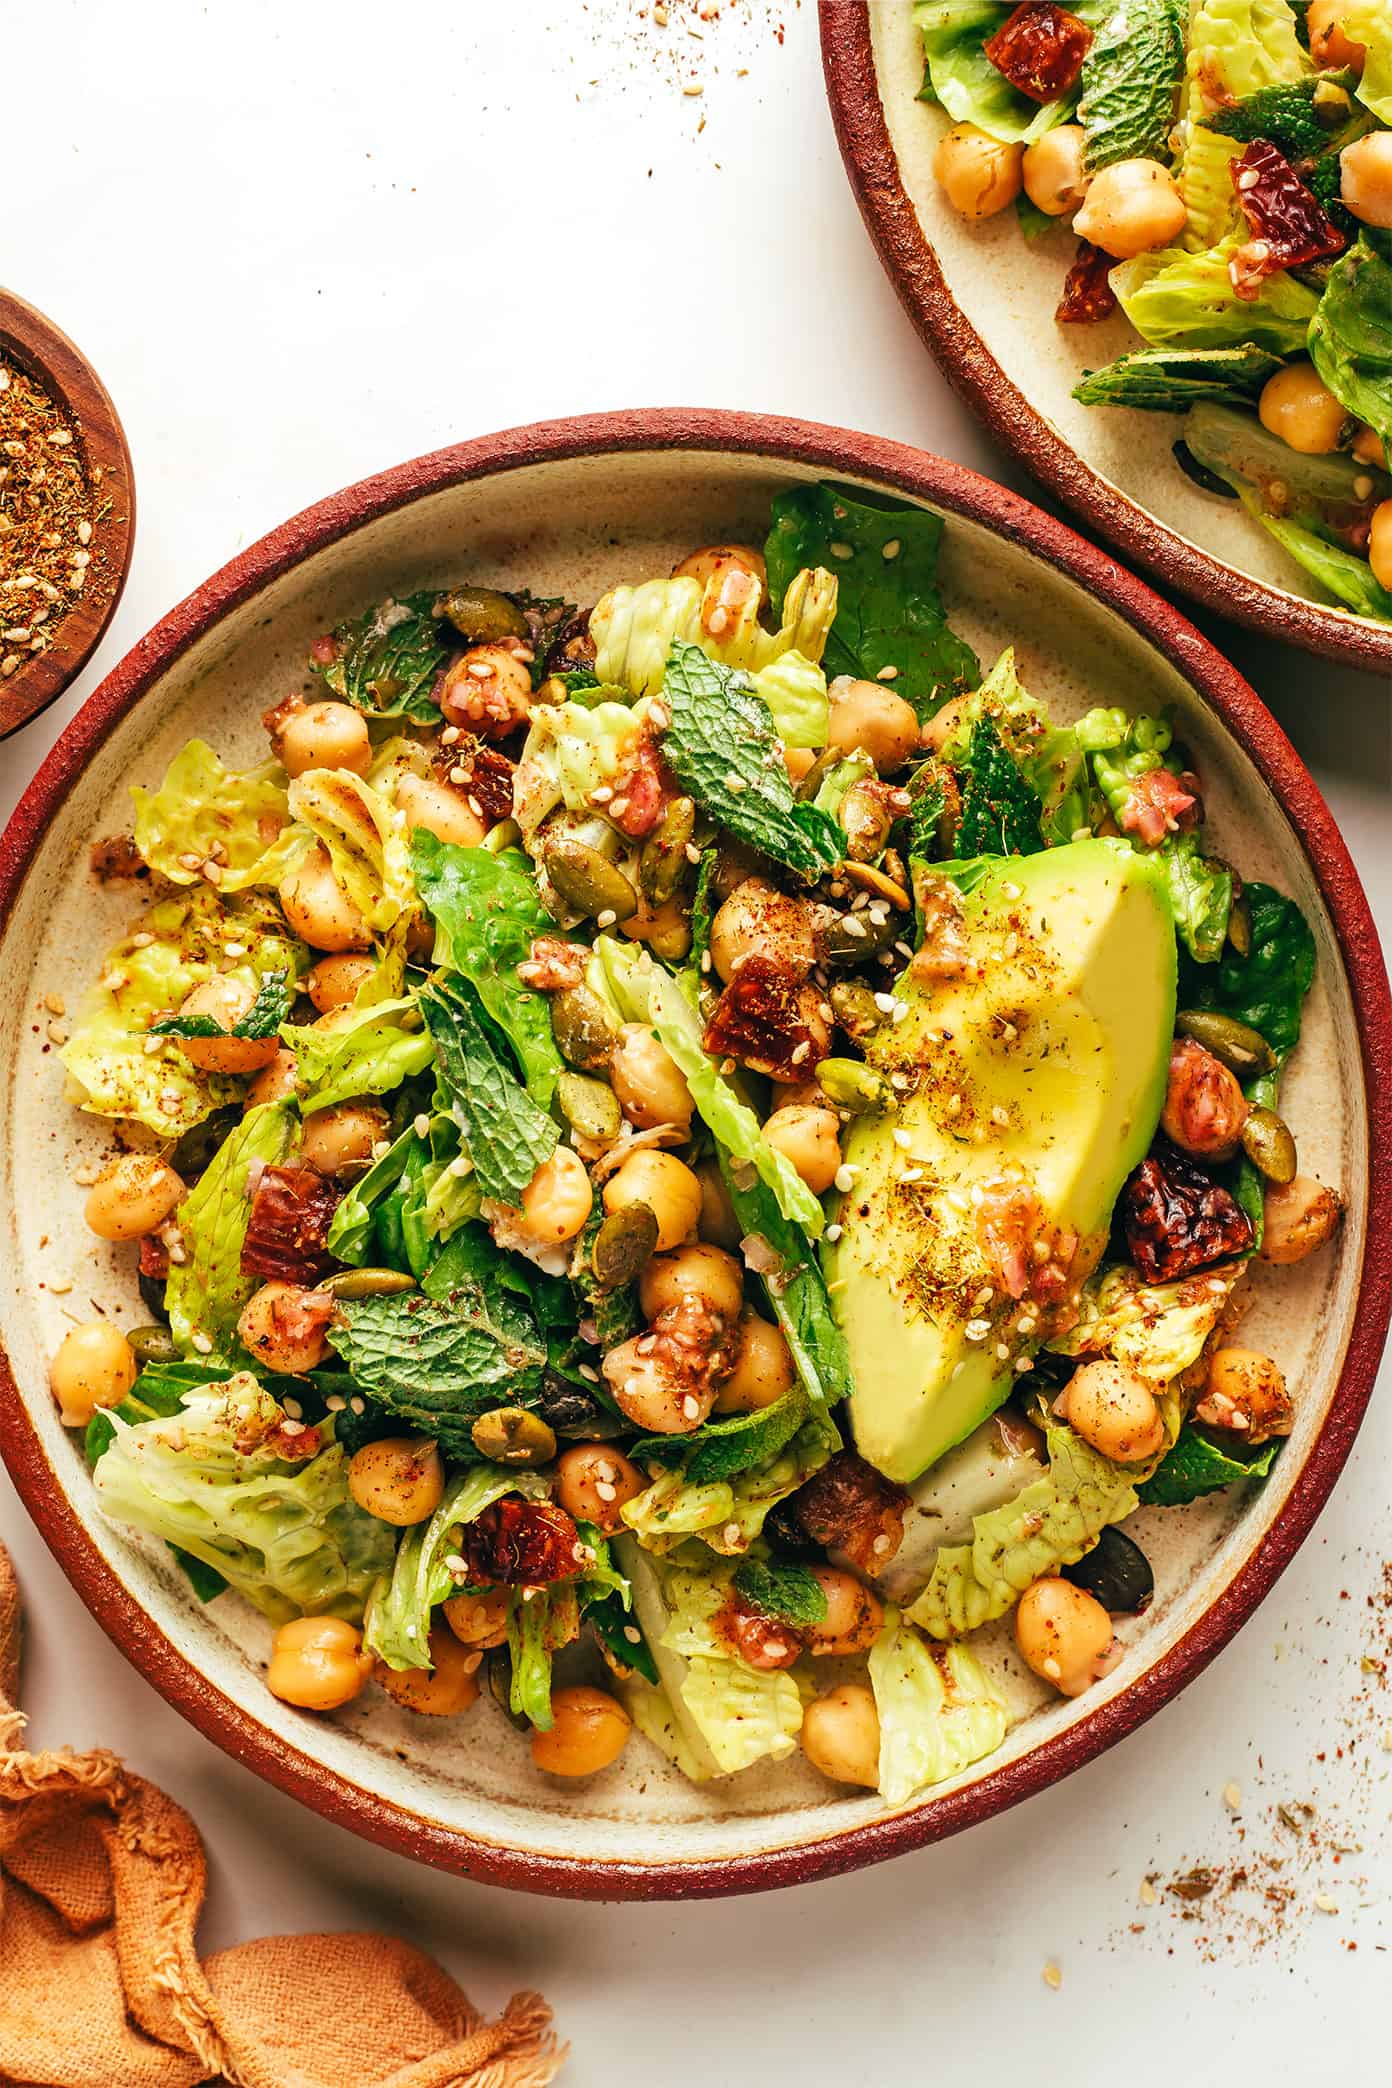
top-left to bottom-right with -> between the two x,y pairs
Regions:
0,1542 -> 566,2088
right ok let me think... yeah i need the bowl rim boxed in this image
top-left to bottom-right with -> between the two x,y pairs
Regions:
1,405 -> 1389,1900
0,288 -> 137,740
818,0 -> 1392,675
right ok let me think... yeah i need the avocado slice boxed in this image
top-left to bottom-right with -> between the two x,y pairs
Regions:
827,840 -> 1175,1485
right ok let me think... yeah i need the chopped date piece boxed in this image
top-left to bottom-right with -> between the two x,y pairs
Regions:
985,2 -> 1094,103
545,607 -> 597,676
717,1593 -> 806,1672
463,1497 -> 583,1586
1228,140 -> 1345,300
1057,241 -> 1118,324
241,1164 -> 343,1284
1121,1144 -> 1253,1283
139,1233 -> 171,1282
790,1451 -> 910,1576
1117,768 -> 1199,846
703,956 -> 826,1082
435,734 -> 514,824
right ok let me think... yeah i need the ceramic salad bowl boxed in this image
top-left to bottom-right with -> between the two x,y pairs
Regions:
0,409 -> 1387,1897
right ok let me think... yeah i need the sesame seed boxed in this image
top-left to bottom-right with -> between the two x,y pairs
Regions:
683,80 -> 704,95
595,1479 -> 618,1503
1139,1878 -> 1157,1906
1041,1656 -> 1062,1682
873,1533 -> 893,1554
892,1127 -> 912,1149
279,1418 -> 306,1438
723,1522 -> 741,1545
901,1167 -> 923,1183
1042,1962 -> 1062,1991
191,1332 -> 214,1355
876,664 -> 899,682
1314,1894 -> 1339,1915
873,991 -> 897,1015
991,1105 -> 1009,1128
881,538 -> 901,560
282,1397 -> 303,1420
724,773 -> 746,793
946,1093 -> 962,1116
1222,1782 -> 1242,1812
682,1394 -> 700,1420
596,908 -> 617,929
624,1625 -> 642,1644
833,1164 -> 857,1193
995,1342 -> 1010,1361
891,1002 -> 909,1024
448,1154 -> 473,1178
350,1396 -> 366,1415
1004,933 -> 1019,959
414,1113 -> 431,1138
609,797 -> 630,819
965,1318 -> 990,1342
325,1394 -> 346,1413
824,1222 -> 843,1243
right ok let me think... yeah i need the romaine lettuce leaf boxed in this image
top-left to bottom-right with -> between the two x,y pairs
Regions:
1048,1259 -> 1243,1382
1183,0 -> 1310,121
1309,232 -> 1392,455
131,740 -> 306,892
94,1373 -> 395,1623
510,698 -> 647,847
1073,343 -> 1282,410
621,1421 -> 832,1556
721,1159 -> 850,1433
1177,126 -> 1243,252
1162,829 -> 1233,964
764,482 -> 978,719
365,1467 -> 550,1669
280,996 -> 433,1111
1344,0 -> 1392,123
915,0 -> 1107,143
418,971 -> 558,1203
325,1123 -> 427,1264
506,1581 -> 581,1730
1245,512 -> 1392,622
286,769 -> 416,934
1078,0 -> 1186,169
410,833 -> 564,1106
937,647 -> 1086,843
868,1612 -> 1008,1804
165,1102 -> 297,1357
1114,240 -> 1321,352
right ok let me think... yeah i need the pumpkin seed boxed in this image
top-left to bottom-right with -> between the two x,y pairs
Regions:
1241,1104 -> 1297,1184
816,1058 -> 896,1115
1175,1008 -> 1276,1078
1226,889 -> 1252,959
1062,1527 -> 1153,1614
437,584 -> 528,643
550,984 -> 620,1070
639,796 -> 695,903
841,781 -> 892,864
592,1202 -> 659,1290
485,1647 -> 531,1731
127,1324 -> 178,1366
841,859 -> 911,909
321,1266 -> 419,1300
470,1405 -> 558,1467
557,1070 -> 622,1145
829,979 -> 885,1039
795,748 -> 845,802
822,905 -> 898,964
543,836 -> 639,923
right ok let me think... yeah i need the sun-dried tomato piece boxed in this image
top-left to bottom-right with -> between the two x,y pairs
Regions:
544,607 -> 597,676
789,1452 -> 910,1576
1121,1144 -> 1253,1283
1057,240 -> 1118,324
1228,139 -> 1345,300
703,955 -> 826,1082
717,1594 -> 806,1672
606,724 -> 678,840
139,1233 -> 171,1282
985,2 -> 1094,102
1117,768 -> 1200,845
241,1164 -> 343,1284
463,1497 -> 582,1586
434,734 -> 514,824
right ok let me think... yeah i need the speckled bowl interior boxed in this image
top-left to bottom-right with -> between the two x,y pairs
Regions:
0,421 -> 1380,1895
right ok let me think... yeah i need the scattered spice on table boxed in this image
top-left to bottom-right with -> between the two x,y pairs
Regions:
0,353 -> 104,681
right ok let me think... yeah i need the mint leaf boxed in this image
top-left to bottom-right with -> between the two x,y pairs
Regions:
953,716 -> 1045,858
1074,345 -> 1283,411
586,1591 -> 659,1684
1209,77 -> 1341,158
764,482 -> 978,719
419,972 -> 558,1203
658,642 -> 843,883
733,1558 -> 829,1629
1137,1424 -> 1280,1507
330,1276 -> 547,1454
629,1386 -> 808,1484
315,590 -> 451,721
1079,0 -> 1187,169
1310,232 -> 1392,454
150,971 -> 292,1041
412,834 -> 564,1107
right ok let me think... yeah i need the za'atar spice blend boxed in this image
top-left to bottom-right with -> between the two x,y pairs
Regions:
0,354 -> 105,682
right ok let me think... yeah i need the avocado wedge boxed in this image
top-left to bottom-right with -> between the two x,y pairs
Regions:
826,840 -> 1175,1484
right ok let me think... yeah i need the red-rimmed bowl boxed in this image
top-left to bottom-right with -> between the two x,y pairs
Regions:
820,2 -> 1392,673
0,410 -> 1387,1898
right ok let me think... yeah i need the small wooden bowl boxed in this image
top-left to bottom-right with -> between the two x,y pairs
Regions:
0,291 -> 135,739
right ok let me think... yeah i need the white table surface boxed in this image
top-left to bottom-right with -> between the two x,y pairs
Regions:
4,3 -> 1390,2079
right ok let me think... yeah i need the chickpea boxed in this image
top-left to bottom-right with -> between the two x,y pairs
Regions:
83,1153 -> 184,1242
1195,1347 -> 1293,1444
375,1623 -> 481,1716
672,542 -> 768,599
933,121 -> 1023,219
715,1308 -> 795,1414
619,889 -> 693,963
518,1143 -> 594,1246
276,700 -> 372,779
443,1584 -> 511,1649
1341,132 -> 1392,231
639,1243 -> 744,1324
1161,1037 -> 1249,1161
244,1047 -> 299,1108
300,1101 -> 389,1179
763,1103 -> 841,1195
438,641 -> 533,738
801,1684 -> 881,1789
170,975 -> 282,1075
825,675 -> 920,774
709,878 -> 816,986
1073,157 -> 1186,259
50,1322 -> 137,1428
306,954 -> 376,1013
696,1158 -> 741,1251
1258,363 -> 1351,457
278,846 -> 370,953
603,1149 -> 702,1253
237,1280 -> 333,1374
1370,500 -> 1392,593
1015,1577 -> 1120,1697
395,773 -> 487,849
1022,123 -> 1090,217
1056,1359 -> 1165,1464
783,745 -> 818,784
554,1443 -> 648,1534
1352,424 -> 1388,469
806,1566 -> 883,1657
531,1684 -> 632,1777
267,1615 -> 373,1711
1259,1174 -> 1344,1265
346,1434 -> 444,1525
1308,0 -> 1367,71
603,1334 -> 717,1434
609,1022 -> 694,1131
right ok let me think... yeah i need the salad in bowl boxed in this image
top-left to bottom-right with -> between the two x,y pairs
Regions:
919,0 -> 1392,621
46,479 -> 1343,1808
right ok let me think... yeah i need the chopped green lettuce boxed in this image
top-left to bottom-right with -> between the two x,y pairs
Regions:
365,1467 -> 549,1669
1114,240 -> 1321,352
937,648 -> 1086,844
418,971 -> 558,1203
94,1374 -> 395,1623
953,715 -> 1046,859
1246,513 -> 1392,621
1162,830 -> 1233,964
280,996 -> 433,1111
1177,126 -> 1243,251
1049,1260 -> 1243,1382
1079,0 -> 1187,169
1178,881 -> 1316,1060
165,1102 -> 297,1357
1309,232 -> 1392,456
722,1160 -> 849,1435
621,1421 -> 832,1556
868,1613 -> 1009,1805
286,769 -> 416,933
1184,0 -> 1310,121
506,1582 -> 581,1730
131,740 -> 306,892
1073,344 -> 1282,411
915,0 -> 1107,144
511,697 -> 648,848
764,482 -> 978,718
1344,0 -> 1392,123
325,1123 -> 426,1264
